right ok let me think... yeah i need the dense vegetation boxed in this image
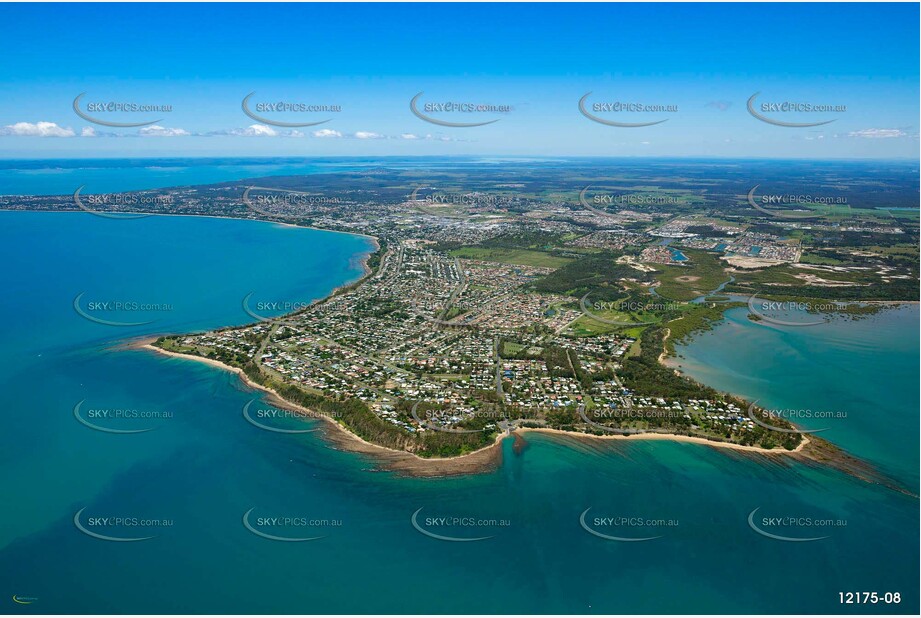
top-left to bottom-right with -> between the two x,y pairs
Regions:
619,327 -> 719,400
531,252 -> 650,295
155,337 -> 496,458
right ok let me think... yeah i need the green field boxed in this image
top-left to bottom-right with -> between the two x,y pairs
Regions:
652,249 -> 730,301
868,208 -> 920,220
799,252 -> 846,266
859,244 -> 919,258
450,246 -> 573,268
567,316 -> 626,337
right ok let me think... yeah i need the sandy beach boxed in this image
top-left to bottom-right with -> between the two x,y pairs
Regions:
117,217 -> 820,476
516,426 -> 809,454
130,336 -> 810,480
132,338 -> 505,477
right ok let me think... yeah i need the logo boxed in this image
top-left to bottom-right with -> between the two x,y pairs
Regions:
579,508 -> 667,542
410,401 -> 501,434
578,92 -> 671,128
579,290 -> 655,327
12,596 -> 38,605
72,93 -> 164,128
746,185 -> 822,219
73,507 -> 159,542
410,507 -> 500,542
746,401 -> 831,434
242,508 -> 329,542
242,185 -> 338,220
746,92 -> 842,128
242,292 -> 312,323
242,399 -> 320,434
577,403 -> 640,435
73,400 -> 160,434
746,293 -> 830,327
73,186 -> 153,220
409,92 -> 504,128
578,185 -> 619,223
240,92 -> 337,128
747,507 -> 834,542
72,292 -> 159,327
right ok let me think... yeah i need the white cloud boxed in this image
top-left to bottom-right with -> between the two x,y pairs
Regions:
0,121 -> 75,137
848,128 -> 906,139
397,132 -> 463,142
354,131 -> 385,139
138,125 -> 190,137
207,124 -> 278,137
241,124 -> 277,137
313,129 -> 343,138
81,127 -> 97,137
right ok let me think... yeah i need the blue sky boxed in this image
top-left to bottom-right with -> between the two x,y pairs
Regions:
0,3 -> 917,159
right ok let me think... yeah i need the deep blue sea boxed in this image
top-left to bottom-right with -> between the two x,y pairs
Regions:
0,164 -> 918,614
0,157 -> 373,194
0,157 -> 560,195
670,304 -> 920,493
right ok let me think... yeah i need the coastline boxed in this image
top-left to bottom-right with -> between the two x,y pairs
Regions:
0,208 -> 381,246
516,426 -> 808,454
658,326 -> 672,363
75,208 -> 890,479
123,221 -> 819,474
132,330 -> 812,478
134,338 -> 505,478
659,303 -> 918,495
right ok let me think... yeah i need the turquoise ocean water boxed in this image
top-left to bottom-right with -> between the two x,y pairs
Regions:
669,304 -> 920,493
0,158 -> 345,195
0,157 -> 548,195
0,208 -> 917,614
